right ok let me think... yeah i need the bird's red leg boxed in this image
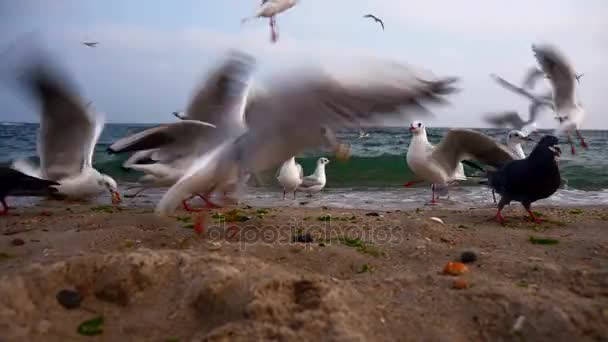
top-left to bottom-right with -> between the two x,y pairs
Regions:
576,129 -> 588,149
194,215 -> 206,235
270,16 -> 278,43
527,210 -> 543,224
0,198 -> 9,216
495,209 -> 506,224
567,131 -> 576,155
403,180 -> 423,187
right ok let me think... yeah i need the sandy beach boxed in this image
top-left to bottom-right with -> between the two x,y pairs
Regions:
1,201 -> 607,341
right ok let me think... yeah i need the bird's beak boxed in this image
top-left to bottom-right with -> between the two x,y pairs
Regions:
409,126 -> 415,132
111,190 -> 122,204
524,136 -> 534,142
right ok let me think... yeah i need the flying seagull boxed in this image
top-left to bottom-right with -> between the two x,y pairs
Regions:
363,14 -> 385,30
241,0 -> 298,43
532,43 -> 587,154
488,135 -> 561,224
154,55 -> 460,234
0,167 -> 59,216
82,42 -> 99,48
575,73 -> 584,83
11,55 -> 121,204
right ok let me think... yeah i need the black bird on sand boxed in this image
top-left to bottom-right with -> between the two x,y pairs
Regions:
0,167 -> 59,215
363,14 -> 384,30
488,135 -> 562,224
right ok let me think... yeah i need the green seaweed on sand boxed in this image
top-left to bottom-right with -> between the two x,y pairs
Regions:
317,214 -> 332,222
256,209 -> 270,218
356,264 -> 373,274
175,216 -> 191,223
90,205 -> 115,213
0,252 -> 13,261
569,208 -> 584,215
338,237 -> 383,257
529,236 -> 559,245
182,223 -> 194,230
212,209 -> 251,223
77,316 -> 104,336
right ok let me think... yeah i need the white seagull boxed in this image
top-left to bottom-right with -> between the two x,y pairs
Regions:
241,0 -> 298,43
505,129 -> 534,160
154,55 -> 460,232
529,43 -> 587,154
276,156 -> 303,199
109,51 -> 254,206
405,121 -> 467,194
297,157 -> 329,196
12,58 -> 121,203
405,126 -> 518,204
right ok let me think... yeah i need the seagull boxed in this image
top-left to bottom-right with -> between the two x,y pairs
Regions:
575,73 -> 584,83
172,111 -> 186,120
406,127 -> 518,204
358,129 -> 370,138
109,51 -> 254,206
505,130 -> 534,160
531,43 -> 587,154
0,166 -> 59,215
82,42 -> 99,48
12,58 -> 121,204
241,0 -> 298,43
405,121 -> 468,200
276,156 -> 303,199
154,55 -> 460,234
363,14 -> 385,30
483,110 -> 540,137
297,157 -> 329,196
488,135 -> 562,224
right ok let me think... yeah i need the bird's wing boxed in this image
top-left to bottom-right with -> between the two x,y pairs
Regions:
297,163 -> 303,179
379,20 -> 385,30
531,44 -> 577,110
300,175 -> 323,188
238,59 -> 459,173
432,129 -> 516,174
183,50 -> 255,127
108,120 -> 217,163
22,59 -> 99,181
483,111 -> 525,130
490,74 -> 545,103
522,66 -> 545,89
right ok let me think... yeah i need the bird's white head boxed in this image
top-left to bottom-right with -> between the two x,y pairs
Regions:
409,121 -> 426,135
99,174 -> 121,204
507,130 -> 533,145
318,157 -> 330,166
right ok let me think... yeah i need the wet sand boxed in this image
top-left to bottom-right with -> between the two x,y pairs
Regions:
1,200 -> 607,341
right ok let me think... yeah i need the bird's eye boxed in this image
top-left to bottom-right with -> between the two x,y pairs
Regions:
417,123 -> 422,127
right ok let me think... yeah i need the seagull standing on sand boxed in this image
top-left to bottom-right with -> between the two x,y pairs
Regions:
276,156 -> 303,199
298,157 -> 329,196
405,121 -> 467,199
405,126 -> 518,204
12,58 -> 121,204
363,14 -> 385,30
0,167 -> 59,215
241,0 -> 298,43
154,55 -> 460,233
531,44 -> 587,154
488,135 -> 562,224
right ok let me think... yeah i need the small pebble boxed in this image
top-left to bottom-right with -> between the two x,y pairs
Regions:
56,289 -> 83,309
460,251 -> 477,264
10,238 -> 25,246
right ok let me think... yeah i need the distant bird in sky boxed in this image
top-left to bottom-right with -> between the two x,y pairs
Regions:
241,0 -> 298,43
82,42 -> 99,48
363,14 -> 384,30
575,73 -> 584,83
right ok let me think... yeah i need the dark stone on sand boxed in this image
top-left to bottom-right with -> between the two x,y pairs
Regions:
10,238 -> 25,246
460,251 -> 477,264
299,201 -> 309,206
56,289 -> 82,309
365,212 -> 380,217
293,232 -> 314,243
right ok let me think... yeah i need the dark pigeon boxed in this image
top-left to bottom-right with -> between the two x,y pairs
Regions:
0,167 -> 59,215
488,135 -> 562,224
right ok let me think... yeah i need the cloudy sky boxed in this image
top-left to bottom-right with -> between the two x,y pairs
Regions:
1,0 -> 607,128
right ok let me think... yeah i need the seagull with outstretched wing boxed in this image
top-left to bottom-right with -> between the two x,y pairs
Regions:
363,14 -> 384,30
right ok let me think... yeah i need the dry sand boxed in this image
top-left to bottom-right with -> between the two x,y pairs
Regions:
1,201 -> 607,341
